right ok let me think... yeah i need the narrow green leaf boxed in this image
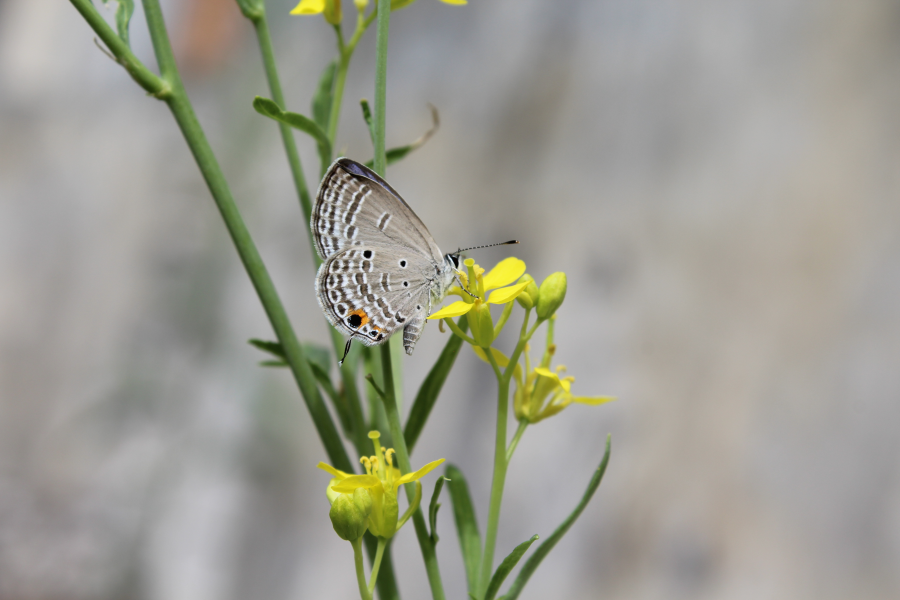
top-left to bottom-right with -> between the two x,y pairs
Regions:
249,338 -> 286,359
258,359 -> 287,367
428,476 -> 448,544
249,338 -> 351,438
313,60 -> 337,132
250,339 -> 330,373
253,96 -> 332,174
101,0 -> 134,48
115,0 -> 134,46
484,534 -> 539,600
503,435 -> 612,600
446,463 -> 482,594
360,99 -> 375,145
364,104 -> 439,169
404,317 -> 468,453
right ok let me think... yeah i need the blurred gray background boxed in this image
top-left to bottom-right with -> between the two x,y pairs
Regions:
2,0 -> 900,599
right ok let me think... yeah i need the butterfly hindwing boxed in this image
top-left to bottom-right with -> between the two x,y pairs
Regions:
315,242 -> 433,351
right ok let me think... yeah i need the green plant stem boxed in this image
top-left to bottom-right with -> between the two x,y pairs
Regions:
444,317 -> 477,346
379,344 -> 446,600
122,0 -> 354,473
327,14 -> 376,153
352,537 -> 373,600
372,0 -> 390,176
478,349 -> 510,599
69,0 -> 169,97
367,537 -> 388,594
506,420 -> 528,462
248,8 -> 314,222
477,311 -> 541,598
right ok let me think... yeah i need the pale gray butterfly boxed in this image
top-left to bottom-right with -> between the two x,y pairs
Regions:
311,158 -> 513,362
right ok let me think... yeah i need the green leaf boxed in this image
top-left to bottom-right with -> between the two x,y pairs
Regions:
249,338 -> 287,360
503,435 -> 612,600
484,535 -> 539,600
253,96 -> 332,175
249,338 -> 351,436
428,476 -> 448,544
259,359 -> 288,367
446,463 -> 482,594
101,0 -> 134,48
404,317 -> 467,453
313,60 -> 337,132
364,104 -> 439,169
360,99 -> 375,145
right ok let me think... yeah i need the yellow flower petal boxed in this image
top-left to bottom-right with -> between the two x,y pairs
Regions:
427,300 -> 474,320
483,257 -> 526,291
290,0 -> 325,14
440,0 -> 467,4
486,281 -> 529,305
572,396 -> 616,406
331,474 -> 381,493
395,458 -> 446,488
318,462 -> 351,479
534,367 -> 561,384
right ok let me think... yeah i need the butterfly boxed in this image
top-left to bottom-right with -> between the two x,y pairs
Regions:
311,158 -> 463,360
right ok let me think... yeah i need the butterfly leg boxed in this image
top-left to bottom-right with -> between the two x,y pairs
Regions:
339,339 -> 352,366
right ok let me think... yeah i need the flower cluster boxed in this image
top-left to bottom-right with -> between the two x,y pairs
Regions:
319,431 -> 444,541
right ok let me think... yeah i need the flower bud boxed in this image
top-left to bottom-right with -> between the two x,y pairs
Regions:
536,272 -> 567,320
468,302 -> 496,348
516,274 -> 539,310
329,487 -> 372,541
354,0 -> 368,10
323,0 -> 342,24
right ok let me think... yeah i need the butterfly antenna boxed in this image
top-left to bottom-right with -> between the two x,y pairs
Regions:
339,340 -> 352,366
456,240 -> 519,254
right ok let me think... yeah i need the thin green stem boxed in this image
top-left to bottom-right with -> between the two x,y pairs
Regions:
135,0 -> 353,472
444,317 -> 477,346
367,537 -> 388,594
477,311 -> 542,598
506,420 -> 528,462
352,537 -> 373,600
249,9 -> 313,222
68,0 -> 169,97
372,0 -> 391,175
477,349 -> 510,598
380,345 -> 446,600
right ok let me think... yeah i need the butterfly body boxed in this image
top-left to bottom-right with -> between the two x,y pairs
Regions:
312,158 -> 459,355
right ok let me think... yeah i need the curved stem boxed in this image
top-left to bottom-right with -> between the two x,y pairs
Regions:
506,420 -> 528,462
367,537 -> 388,594
135,0 -> 354,472
352,537 -> 373,600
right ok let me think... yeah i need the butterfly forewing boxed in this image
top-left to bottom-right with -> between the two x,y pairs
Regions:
312,159 -> 443,262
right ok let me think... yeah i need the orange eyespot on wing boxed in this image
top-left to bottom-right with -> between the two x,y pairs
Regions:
347,309 -> 369,329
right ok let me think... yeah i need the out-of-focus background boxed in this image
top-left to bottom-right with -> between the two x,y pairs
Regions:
2,0 -> 900,599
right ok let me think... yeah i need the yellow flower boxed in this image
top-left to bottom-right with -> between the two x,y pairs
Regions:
472,325 -> 615,423
427,257 -> 529,347
428,257 -> 529,319
290,0 -> 342,24
319,431 -> 444,539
